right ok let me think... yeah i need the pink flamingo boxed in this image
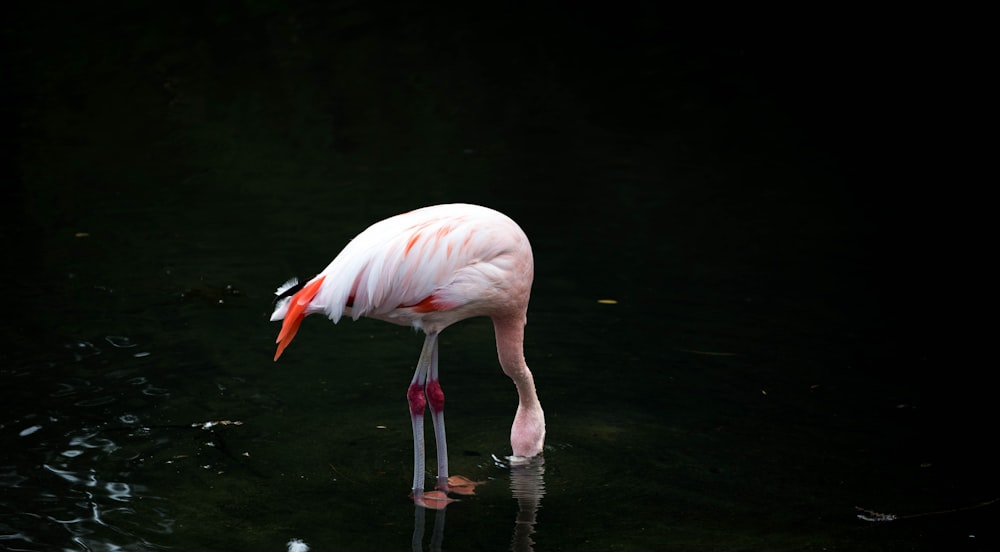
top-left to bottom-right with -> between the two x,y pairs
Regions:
270,203 -> 545,508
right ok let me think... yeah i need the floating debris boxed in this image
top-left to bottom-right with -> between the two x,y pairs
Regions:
191,420 -> 244,430
856,498 -> 999,523
181,284 -> 244,303
856,507 -> 896,522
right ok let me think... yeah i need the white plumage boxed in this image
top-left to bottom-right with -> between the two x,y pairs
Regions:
271,203 -> 531,333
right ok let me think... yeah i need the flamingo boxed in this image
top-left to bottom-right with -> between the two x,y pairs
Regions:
270,203 -> 545,508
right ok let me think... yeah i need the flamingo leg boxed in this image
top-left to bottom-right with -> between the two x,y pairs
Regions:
407,332 -> 436,494
408,332 -> 459,509
425,335 -> 450,491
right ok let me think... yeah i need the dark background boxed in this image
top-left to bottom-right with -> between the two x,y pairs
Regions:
6,3 -> 991,423
2,2 -> 995,550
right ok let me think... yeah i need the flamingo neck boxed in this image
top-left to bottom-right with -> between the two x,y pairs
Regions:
494,314 -> 545,457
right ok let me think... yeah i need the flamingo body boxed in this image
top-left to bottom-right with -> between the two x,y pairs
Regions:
271,203 -> 545,507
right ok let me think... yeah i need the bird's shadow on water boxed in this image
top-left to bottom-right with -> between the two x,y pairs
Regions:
412,455 -> 545,552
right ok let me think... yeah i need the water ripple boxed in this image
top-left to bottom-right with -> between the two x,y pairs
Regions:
141,385 -> 170,397
106,481 -> 133,502
0,466 -> 28,488
50,379 -> 97,398
64,340 -> 101,361
9,429 -> 175,551
74,396 -> 118,407
105,335 -> 137,348
18,424 -> 43,437
3,351 -> 177,550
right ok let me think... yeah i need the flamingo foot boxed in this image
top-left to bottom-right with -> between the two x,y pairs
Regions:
412,490 -> 458,510
411,474 -> 485,508
444,475 -> 485,496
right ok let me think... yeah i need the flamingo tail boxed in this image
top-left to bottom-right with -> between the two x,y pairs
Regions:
274,275 -> 326,361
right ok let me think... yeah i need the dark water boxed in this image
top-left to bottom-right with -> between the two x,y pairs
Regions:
3,3 -> 995,551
